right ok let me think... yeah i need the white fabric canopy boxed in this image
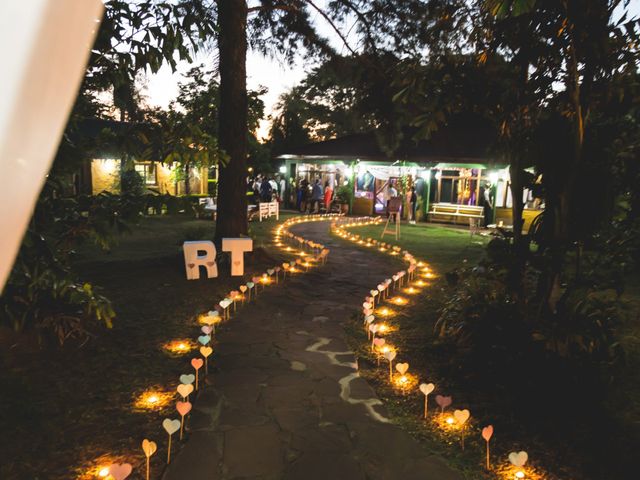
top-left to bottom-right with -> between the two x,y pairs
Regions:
0,0 -> 103,290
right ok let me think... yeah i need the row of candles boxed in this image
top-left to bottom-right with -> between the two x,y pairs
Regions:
331,217 -> 541,480
90,214 -> 343,480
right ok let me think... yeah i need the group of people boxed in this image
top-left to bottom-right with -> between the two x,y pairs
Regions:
295,178 -> 333,213
248,175 -> 286,204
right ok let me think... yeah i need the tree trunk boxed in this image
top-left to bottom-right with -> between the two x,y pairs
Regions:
508,156 -> 526,297
215,0 -> 248,242
184,161 -> 190,195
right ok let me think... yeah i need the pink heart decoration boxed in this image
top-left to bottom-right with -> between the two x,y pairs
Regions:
108,464 -> 132,480
201,326 -> 213,335
482,425 -> 494,442
419,383 -> 435,395
509,451 -> 528,467
252,276 -> 260,283
191,358 -> 203,370
176,401 -> 192,416
373,338 -> 385,347
395,362 -> 409,375
435,395 -> 452,409
363,308 -> 373,316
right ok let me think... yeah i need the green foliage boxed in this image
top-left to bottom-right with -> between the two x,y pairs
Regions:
335,184 -> 354,204
120,168 -> 144,195
0,182 -> 136,344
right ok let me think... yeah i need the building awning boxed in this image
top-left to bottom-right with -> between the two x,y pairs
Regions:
278,117 -> 507,167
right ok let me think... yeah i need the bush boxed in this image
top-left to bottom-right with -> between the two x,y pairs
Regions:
120,169 -> 144,196
432,243 -> 628,426
335,185 -> 353,204
0,180 -> 140,344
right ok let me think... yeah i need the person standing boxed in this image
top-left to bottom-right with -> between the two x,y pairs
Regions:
482,182 -> 493,226
279,176 -> 286,204
260,176 -> 273,203
299,178 -> 309,212
323,180 -> 333,212
269,177 -> 278,199
310,178 -> 323,213
409,186 -> 417,224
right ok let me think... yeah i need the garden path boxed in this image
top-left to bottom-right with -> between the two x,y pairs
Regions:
164,220 -> 461,480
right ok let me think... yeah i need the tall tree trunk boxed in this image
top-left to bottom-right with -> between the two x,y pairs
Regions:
184,161 -> 191,195
215,0 -> 248,242
508,155 -> 526,297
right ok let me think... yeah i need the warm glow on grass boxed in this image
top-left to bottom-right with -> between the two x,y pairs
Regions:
198,313 -> 221,326
375,323 -> 397,335
163,339 -> 195,355
434,413 -> 462,431
403,287 -> 419,295
495,464 -> 545,480
134,389 -> 172,410
376,307 -> 395,317
414,279 -> 427,287
376,344 -> 396,356
393,372 -> 418,393
390,296 -> 408,306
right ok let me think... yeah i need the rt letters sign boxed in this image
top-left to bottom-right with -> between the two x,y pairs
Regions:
183,238 -> 253,279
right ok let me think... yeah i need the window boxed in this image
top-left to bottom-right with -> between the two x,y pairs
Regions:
134,162 -> 157,185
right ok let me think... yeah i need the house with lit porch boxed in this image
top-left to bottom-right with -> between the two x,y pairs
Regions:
74,118 -> 212,196
277,119 -> 543,230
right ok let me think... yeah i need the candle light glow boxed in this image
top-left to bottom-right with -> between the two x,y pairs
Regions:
163,339 -> 195,355
390,296 -> 408,306
392,372 -> 418,393
134,389 -> 172,410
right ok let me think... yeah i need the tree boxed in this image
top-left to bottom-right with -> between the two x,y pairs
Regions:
216,0 -> 250,240
214,0 -> 357,240
0,0 -> 216,343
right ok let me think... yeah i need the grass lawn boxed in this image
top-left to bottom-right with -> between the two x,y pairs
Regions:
0,213 -> 293,479
343,221 -> 489,272
337,220 -> 639,480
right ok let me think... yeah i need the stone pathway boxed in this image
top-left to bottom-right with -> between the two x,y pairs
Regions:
164,220 -> 462,480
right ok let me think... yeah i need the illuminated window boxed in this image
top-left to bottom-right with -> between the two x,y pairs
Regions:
134,162 -> 157,185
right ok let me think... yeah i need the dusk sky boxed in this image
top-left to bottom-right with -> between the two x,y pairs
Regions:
142,1 -> 358,140
141,1 -> 640,140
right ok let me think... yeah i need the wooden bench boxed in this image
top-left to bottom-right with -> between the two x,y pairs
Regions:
259,201 -> 279,221
428,203 -> 484,234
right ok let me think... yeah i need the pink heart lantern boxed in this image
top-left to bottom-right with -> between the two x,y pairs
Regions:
177,401 -> 192,416
435,395 -> 452,409
191,358 -> 204,370
108,464 -> 133,480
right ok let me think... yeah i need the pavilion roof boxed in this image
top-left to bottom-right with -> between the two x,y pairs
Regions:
277,117 -> 506,167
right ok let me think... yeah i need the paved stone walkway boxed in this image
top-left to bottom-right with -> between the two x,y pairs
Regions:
164,220 -> 462,480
